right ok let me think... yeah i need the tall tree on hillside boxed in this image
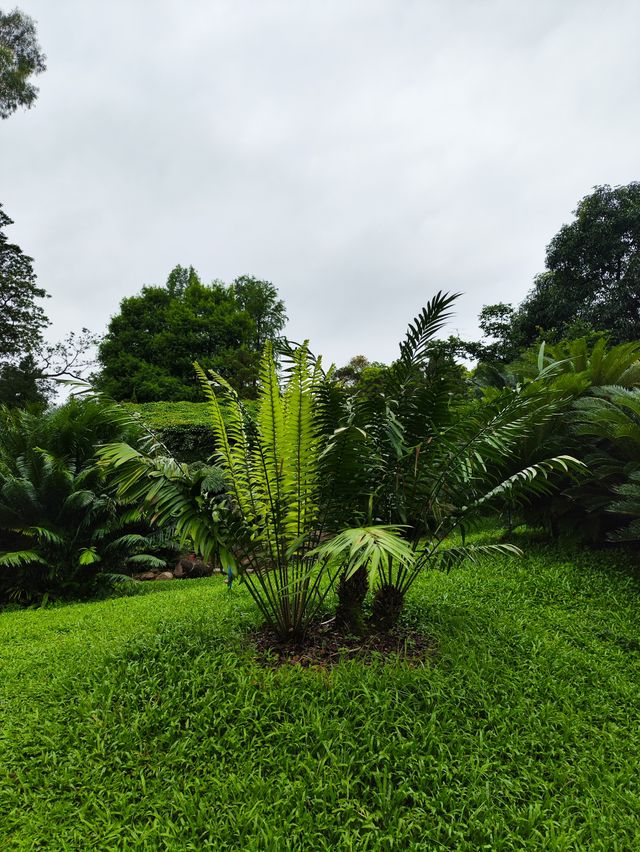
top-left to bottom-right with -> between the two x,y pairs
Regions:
509,184 -> 640,349
231,275 -> 287,354
0,204 -> 50,403
96,267 -> 284,401
0,205 -> 98,406
0,204 -> 49,358
0,7 -> 46,119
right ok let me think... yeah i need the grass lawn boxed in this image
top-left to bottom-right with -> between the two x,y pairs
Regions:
2,535 -> 640,849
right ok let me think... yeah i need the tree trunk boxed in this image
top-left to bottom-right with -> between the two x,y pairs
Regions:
370,583 -> 405,631
335,564 -> 368,635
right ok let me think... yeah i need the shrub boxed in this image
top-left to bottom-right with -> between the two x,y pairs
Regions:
0,399 -> 176,605
124,401 -> 258,462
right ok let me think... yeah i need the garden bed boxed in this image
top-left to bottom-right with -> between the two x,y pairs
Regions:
251,621 -> 436,668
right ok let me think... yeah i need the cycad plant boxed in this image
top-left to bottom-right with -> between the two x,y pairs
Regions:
504,338 -> 640,537
324,293 -> 586,629
519,336 -> 640,392
103,342 -> 407,640
103,297 -> 585,638
572,386 -> 640,541
0,399 -> 174,605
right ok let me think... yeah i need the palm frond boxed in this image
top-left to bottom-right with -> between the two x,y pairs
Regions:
468,455 -> 586,512
0,550 -> 48,568
310,526 -> 414,580
398,291 -> 460,367
427,542 -> 523,571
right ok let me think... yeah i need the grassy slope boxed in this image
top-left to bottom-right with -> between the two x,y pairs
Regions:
124,401 -> 257,429
2,537 -> 640,850
123,401 -> 213,428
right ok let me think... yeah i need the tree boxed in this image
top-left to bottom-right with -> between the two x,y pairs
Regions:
231,275 -> 287,353
0,8 -> 46,119
473,303 -> 518,362
97,268 -> 252,400
165,263 -> 200,298
334,355 -> 377,388
0,203 -> 50,403
0,355 -> 49,406
0,203 -> 49,359
97,267 -> 287,401
508,184 -> 640,348
0,205 -> 99,406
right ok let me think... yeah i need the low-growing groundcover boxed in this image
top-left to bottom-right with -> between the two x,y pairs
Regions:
2,538 -> 640,849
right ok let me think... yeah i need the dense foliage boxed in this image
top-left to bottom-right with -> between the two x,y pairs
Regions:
573,386 -> 640,542
512,183 -> 640,347
468,336 -> 640,540
96,267 -> 286,401
0,399 -> 175,604
455,183 -> 640,364
125,401 -> 217,463
125,400 -> 259,463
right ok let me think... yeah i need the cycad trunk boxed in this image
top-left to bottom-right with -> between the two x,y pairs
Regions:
335,564 -> 369,635
370,583 -> 405,631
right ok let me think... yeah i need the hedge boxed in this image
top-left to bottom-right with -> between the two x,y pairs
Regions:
124,401 -> 256,462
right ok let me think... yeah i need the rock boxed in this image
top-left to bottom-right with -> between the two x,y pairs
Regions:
156,571 -> 174,580
190,559 -> 213,578
137,571 -> 158,581
171,555 -> 214,579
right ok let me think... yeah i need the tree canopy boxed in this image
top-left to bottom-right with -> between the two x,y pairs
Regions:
503,184 -> 640,355
0,204 -> 50,403
231,275 -> 287,354
465,183 -> 640,365
96,267 -> 287,401
0,204 -> 49,359
0,7 -> 46,119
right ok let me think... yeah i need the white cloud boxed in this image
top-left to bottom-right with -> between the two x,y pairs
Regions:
2,0 -> 639,367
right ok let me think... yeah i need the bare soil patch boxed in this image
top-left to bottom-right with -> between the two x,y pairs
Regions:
250,621 -> 437,668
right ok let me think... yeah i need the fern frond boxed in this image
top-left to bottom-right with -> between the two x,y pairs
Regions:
194,361 -> 257,523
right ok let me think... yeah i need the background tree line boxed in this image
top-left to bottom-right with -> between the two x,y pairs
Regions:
2,180 -> 640,409
0,202 -> 288,404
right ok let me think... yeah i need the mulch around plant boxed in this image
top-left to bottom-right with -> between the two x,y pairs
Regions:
250,621 -> 437,669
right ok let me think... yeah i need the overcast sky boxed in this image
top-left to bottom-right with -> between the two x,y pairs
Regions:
2,0 -> 639,367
